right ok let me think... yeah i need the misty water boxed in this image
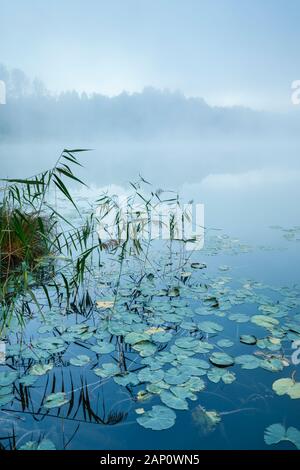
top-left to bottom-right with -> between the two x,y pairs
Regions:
1,140 -> 300,450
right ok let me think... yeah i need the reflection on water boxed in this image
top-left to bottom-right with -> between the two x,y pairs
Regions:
1,230 -> 300,450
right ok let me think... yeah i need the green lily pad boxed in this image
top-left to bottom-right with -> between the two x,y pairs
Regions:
235,354 -> 262,369
132,341 -> 157,357
198,321 -> 223,334
94,362 -> 120,378
287,383 -> 300,399
90,341 -> 115,354
240,335 -> 257,345
138,368 -> 164,384
0,394 -> 14,406
272,378 -> 295,396
0,371 -> 18,386
29,363 -> 53,376
164,368 -> 190,385
69,355 -> 90,367
217,339 -> 234,348
209,352 -> 235,367
251,315 -> 279,330
182,376 -> 206,392
228,313 -> 250,323
264,423 -> 300,450
160,390 -> 189,410
207,367 -> 236,384
44,392 -> 70,409
260,357 -> 284,372
136,405 -> 176,430
114,372 -> 140,387
19,439 -> 56,450
19,375 -> 39,386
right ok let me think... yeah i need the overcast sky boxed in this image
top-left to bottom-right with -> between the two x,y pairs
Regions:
0,0 -> 300,110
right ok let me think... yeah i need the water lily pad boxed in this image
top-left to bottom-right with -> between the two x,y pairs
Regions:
124,332 -> 149,345
209,352 -> 235,367
152,331 -> 172,343
217,339 -> 234,348
207,367 -> 236,384
90,341 -> 115,354
136,405 -> 176,430
198,321 -> 223,334
0,370 -> 18,386
240,335 -> 257,345
235,354 -> 262,369
29,363 -> 53,376
44,392 -> 70,409
272,378 -> 295,396
287,383 -> 300,399
132,341 -> 157,357
19,439 -> 56,450
164,368 -> 190,385
19,375 -> 39,386
228,313 -> 250,323
0,394 -> 14,406
191,262 -> 207,269
94,362 -> 120,378
114,372 -> 139,387
96,300 -> 115,309
138,367 -> 164,384
251,315 -> 279,330
264,423 -> 300,450
182,376 -> 206,392
70,355 -> 90,367
160,390 -> 188,410
260,357 -> 284,372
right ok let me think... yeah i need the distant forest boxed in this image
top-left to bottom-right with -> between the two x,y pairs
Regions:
0,64 -> 298,141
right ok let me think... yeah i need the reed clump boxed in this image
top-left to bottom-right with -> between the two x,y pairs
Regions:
0,206 -> 50,278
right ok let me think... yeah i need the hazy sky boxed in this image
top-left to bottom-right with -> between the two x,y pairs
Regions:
0,0 -> 300,109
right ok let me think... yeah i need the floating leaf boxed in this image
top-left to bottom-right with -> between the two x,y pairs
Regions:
272,378 -> 295,396
114,372 -> 139,387
138,368 -> 164,384
44,392 -> 70,409
94,362 -> 120,378
228,313 -> 250,323
96,300 -> 115,309
90,341 -> 115,354
132,341 -> 157,357
0,371 -> 18,386
240,335 -> 257,345
137,405 -> 176,430
235,354 -> 262,369
19,439 -> 56,451
164,368 -> 190,385
69,355 -> 90,367
251,315 -> 279,330
207,367 -> 236,384
198,321 -> 223,334
217,339 -> 234,348
209,352 -> 235,367
29,363 -> 53,376
160,390 -> 188,410
264,423 -> 300,450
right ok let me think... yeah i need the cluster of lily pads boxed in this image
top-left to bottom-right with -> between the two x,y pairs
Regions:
1,235 -> 300,448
